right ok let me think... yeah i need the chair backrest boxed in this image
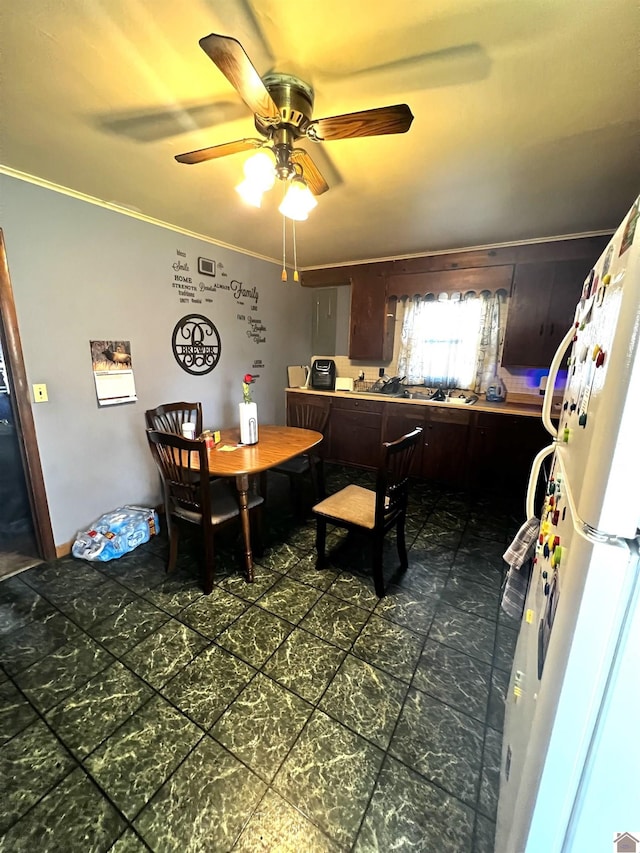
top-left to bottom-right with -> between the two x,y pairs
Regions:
375,427 -> 422,529
287,396 -> 331,435
146,429 -> 210,523
145,402 -> 203,435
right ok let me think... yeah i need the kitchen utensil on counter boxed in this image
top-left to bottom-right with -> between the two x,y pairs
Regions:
486,375 -> 507,402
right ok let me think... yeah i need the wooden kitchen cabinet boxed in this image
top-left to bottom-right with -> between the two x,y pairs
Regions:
328,397 -> 383,469
349,267 -> 395,362
468,412 -> 549,494
421,407 -> 471,487
502,259 -> 589,367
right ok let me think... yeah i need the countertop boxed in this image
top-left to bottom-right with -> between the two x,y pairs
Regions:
286,386 -> 552,419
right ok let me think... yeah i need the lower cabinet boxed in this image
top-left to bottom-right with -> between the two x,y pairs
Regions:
286,392 -> 549,492
327,397 -> 383,469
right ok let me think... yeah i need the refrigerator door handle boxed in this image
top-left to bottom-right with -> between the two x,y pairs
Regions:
542,324 -> 576,437
526,443 -> 555,519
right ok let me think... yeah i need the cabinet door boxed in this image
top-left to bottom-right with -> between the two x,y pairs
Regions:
502,262 -> 554,367
468,413 -> 549,495
502,260 -> 588,368
381,404 -> 425,476
349,268 -> 392,361
421,407 -> 470,487
328,399 -> 383,469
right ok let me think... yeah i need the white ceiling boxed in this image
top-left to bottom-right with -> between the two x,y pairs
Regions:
2,0 -> 639,268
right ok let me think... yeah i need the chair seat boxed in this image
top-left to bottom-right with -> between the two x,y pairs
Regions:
313,484 -> 378,529
273,454 -> 311,476
174,479 -> 263,525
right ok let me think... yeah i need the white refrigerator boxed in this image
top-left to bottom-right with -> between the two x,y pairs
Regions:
495,195 -> 640,853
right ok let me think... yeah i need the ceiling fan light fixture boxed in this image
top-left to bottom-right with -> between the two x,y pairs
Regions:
235,178 -> 265,208
278,177 -> 317,221
242,150 -> 276,191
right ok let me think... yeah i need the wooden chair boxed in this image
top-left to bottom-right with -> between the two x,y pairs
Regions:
145,401 -> 203,435
312,427 -> 422,597
272,395 -> 331,518
146,429 -> 263,594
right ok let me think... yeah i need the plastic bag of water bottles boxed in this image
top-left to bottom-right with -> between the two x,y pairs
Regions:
72,505 -> 159,562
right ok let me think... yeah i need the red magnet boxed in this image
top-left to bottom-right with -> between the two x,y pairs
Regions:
595,349 -> 606,367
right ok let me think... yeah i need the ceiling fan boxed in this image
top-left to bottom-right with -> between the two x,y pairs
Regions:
175,33 -> 414,198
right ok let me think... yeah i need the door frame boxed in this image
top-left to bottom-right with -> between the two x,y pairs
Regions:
0,229 -> 56,560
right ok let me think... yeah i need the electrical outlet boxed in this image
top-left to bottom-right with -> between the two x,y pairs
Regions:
33,383 -> 48,402
378,367 -> 385,377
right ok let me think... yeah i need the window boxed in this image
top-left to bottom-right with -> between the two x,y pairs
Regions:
397,290 -> 507,391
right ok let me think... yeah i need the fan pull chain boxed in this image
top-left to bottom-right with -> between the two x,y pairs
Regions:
281,213 -> 288,281
292,219 -> 299,282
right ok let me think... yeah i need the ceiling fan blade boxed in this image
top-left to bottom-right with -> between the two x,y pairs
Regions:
290,149 -> 329,196
307,104 -> 414,141
97,100 -> 248,142
175,138 -> 263,164
199,33 -> 280,122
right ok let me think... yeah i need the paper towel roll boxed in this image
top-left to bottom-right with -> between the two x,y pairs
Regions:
239,402 -> 258,445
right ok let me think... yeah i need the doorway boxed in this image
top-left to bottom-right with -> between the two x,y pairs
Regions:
0,229 -> 55,579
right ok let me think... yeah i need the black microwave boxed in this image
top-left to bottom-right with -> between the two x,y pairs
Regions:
311,359 -> 336,390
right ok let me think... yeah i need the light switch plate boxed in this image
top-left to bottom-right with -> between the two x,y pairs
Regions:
33,383 -> 48,402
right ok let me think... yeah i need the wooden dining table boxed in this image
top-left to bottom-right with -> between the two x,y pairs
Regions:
194,424 -> 323,582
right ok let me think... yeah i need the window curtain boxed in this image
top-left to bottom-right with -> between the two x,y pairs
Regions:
397,291 -> 507,391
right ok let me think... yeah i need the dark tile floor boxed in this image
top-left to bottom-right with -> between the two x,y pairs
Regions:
0,465 -> 522,852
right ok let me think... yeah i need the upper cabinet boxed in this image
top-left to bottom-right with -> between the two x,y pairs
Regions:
501,258 -> 592,368
301,235 -> 609,368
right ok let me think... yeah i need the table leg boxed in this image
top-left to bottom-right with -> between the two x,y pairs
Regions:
235,473 -> 254,582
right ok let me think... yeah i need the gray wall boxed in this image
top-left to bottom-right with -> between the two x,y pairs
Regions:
1,174 -> 313,547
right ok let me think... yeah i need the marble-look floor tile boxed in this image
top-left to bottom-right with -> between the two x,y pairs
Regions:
353,754 -> 475,853
108,828 -> 149,852
274,710 -> 384,849
319,653 -> 408,749
211,672 -> 312,782
0,766 -> 125,852
459,532 -> 507,562
20,557 -> 106,598
390,687 -> 484,807
121,619 -> 208,689
177,586 -> 249,639
285,552 -> 340,590
96,552 -> 166,595
0,610 -> 82,675
84,694 -> 201,820
407,546 -> 455,575
441,575 -> 501,621
263,628 -> 345,704
45,660 -> 153,758
143,574 -> 205,615
487,666 -> 509,733
54,578 -> 136,630
429,603 -> 497,665
478,725 -> 502,820
282,523 -> 317,553
300,593 -> 369,650
373,582 -> 440,635
257,542 -> 306,573
473,811 -> 497,853
412,525 -> 463,551
327,571 -> 381,611
493,621 -> 518,672
256,575 -> 322,623
162,642 -> 256,729
216,605 -> 292,667
134,734 -> 266,852
428,507 -> 468,532
15,632 -> 114,712
218,565 -> 282,602
0,679 -> 38,744
352,614 -> 423,683
413,639 -> 492,723
234,789 -> 340,853
449,550 -> 504,590
0,576 -> 54,635
0,718 -> 75,833
88,597 -> 170,657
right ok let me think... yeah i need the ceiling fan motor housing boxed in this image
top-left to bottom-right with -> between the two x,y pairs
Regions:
255,73 -> 315,138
